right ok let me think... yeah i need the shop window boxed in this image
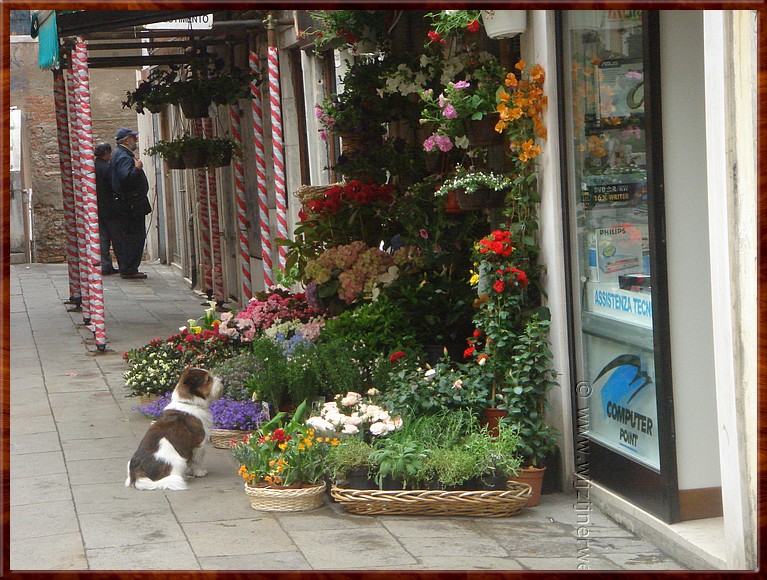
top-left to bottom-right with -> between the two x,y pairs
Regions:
559,10 -> 679,523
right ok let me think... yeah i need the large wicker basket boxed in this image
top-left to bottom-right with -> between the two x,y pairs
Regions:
329,481 -> 532,517
210,428 -> 254,449
244,482 -> 327,512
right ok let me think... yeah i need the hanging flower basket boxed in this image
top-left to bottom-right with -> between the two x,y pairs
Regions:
181,145 -> 209,169
466,117 -> 501,147
480,10 -> 527,39
165,152 -> 186,170
455,186 -> 506,211
244,481 -> 327,512
179,94 -> 211,118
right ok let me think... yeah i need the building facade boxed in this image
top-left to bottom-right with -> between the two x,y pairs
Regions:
22,9 -> 758,570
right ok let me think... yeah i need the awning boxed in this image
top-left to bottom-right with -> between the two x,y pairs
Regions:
31,10 -> 59,70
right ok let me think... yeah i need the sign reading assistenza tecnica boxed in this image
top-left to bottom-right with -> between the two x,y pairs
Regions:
145,14 -> 213,30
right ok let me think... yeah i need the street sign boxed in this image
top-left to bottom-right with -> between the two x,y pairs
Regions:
144,14 -> 213,30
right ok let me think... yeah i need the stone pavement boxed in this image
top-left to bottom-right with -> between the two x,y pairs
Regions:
9,263 -> 688,571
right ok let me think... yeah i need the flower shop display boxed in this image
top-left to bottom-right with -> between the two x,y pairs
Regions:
231,400 -> 330,512
305,391 -> 403,440
323,437 -> 374,487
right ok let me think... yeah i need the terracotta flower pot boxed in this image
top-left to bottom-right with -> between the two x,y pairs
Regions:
480,407 -> 508,438
509,466 -> 546,507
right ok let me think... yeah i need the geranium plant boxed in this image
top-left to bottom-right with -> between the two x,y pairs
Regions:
425,10 -> 483,45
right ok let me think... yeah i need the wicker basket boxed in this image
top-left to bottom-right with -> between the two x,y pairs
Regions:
329,481 -> 532,517
138,394 -> 161,407
244,482 -> 327,512
210,428 -> 254,449
294,182 -> 345,207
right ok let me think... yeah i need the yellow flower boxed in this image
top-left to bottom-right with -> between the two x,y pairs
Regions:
331,438 -> 339,446
505,72 -> 518,87
278,442 -> 288,450
495,119 -> 507,133
298,443 -> 305,451
515,59 -> 526,71
497,89 -> 511,103
269,459 -> 276,467
470,273 -> 479,286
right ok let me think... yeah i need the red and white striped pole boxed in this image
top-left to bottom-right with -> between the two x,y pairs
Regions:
74,39 -> 106,350
53,68 -> 80,305
229,103 -> 252,301
203,116 -> 225,304
67,60 -> 90,322
192,118 -> 213,297
249,49 -> 274,288
267,43 -> 289,272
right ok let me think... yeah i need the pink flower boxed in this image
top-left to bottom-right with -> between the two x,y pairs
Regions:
453,80 -> 470,90
423,134 -> 437,152
438,93 -> 446,108
320,130 -> 328,141
435,134 -> 453,152
419,229 -> 428,239
443,104 -> 457,119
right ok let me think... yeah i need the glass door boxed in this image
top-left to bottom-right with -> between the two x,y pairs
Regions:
559,10 -> 680,523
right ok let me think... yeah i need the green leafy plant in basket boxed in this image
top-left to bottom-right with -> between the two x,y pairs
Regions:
323,438 -> 374,485
369,439 -> 430,490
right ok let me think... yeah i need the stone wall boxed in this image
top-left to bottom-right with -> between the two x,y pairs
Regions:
10,38 -> 139,262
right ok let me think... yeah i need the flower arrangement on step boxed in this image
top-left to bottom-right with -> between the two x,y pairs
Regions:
305,391 -> 403,439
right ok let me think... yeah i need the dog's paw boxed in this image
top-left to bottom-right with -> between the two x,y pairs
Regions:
191,469 -> 208,477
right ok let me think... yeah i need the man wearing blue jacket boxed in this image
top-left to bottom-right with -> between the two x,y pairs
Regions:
111,127 -> 151,279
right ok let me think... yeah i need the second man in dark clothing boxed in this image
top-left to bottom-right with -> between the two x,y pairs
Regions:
110,127 -> 151,279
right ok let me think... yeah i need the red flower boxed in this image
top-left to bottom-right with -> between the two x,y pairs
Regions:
493,279 -> 506,293
463,345 -> 476,359
473,329 -> 482,338
389,351 -> 406,363
511,268 -> 529,287
427,30 -> 442,43
490,241 -> 504,255
466,20 -> 480,33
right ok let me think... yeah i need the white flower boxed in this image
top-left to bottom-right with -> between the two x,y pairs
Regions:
392,416 -> 403,430
424,368 -> 437,380
369,422 -> 388,436
340,392 -> 362,407
366,388 -> 380,396
478,356 -> 487,366
342,423 -> 359,435
346,413 -> 363,426
453,379 -> 463,390
454,135 -> 470,149
305,416 -> 335,432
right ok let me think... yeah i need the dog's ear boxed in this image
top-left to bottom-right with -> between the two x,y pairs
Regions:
177,368 -> 212,399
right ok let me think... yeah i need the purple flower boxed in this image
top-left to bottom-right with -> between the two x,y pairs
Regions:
210,398 -> 270,430
134,391 -> 173,420
320,130 -> 329,141
423,133 -> 437,152
442,104 -> 457,119
453,80 -> 470,89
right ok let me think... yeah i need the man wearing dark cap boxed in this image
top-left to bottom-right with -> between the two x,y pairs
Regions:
110,127 -> 151,279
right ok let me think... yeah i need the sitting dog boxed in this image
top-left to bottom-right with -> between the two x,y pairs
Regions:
126,367 -> 222,491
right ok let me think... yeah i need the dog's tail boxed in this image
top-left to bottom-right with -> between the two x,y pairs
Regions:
132,474 -> 188,491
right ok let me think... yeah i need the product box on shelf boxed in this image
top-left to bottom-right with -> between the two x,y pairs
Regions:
587,225 -> 644,283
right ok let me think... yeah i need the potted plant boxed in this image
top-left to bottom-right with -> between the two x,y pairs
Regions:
304,10 -> 394,54
424,10 -> 483,45
369,439 -> 430,490
435,166 -> 513,211
480,10 -> 527,40
231,400 -> 331,512
501,314 -> 559,506
323,437 -> 374,488
145,135 -> 239,169
122,66 -> 177,114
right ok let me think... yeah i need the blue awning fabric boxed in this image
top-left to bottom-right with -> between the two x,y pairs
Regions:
33,11 -> 60,70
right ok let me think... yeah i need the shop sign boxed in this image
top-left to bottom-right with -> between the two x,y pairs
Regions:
587,353 -> 660,469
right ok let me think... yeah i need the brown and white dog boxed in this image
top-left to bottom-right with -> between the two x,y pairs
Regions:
126,367 -> 223,491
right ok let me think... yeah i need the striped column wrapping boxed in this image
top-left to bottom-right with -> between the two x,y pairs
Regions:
74,40 -> 106,349
192,118 -> 213,295
229,103 -> 252,301
202,116 -> 225,303
53,68 -> 80,303
249,50 -> 273,288
67,63 -> 90,321
267,45 -> 288,272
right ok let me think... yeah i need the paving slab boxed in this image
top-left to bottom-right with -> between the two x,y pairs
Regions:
9,264 -> 692,571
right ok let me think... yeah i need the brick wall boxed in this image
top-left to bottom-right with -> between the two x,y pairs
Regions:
10,39 -> 139,262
